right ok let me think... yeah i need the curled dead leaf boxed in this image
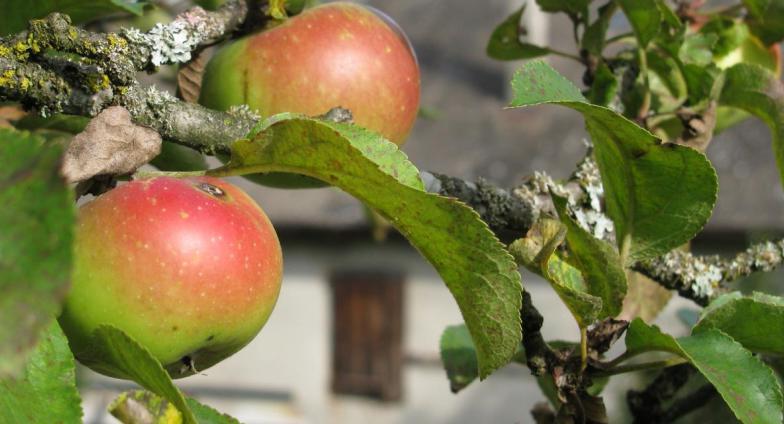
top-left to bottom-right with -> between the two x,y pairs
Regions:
61,106 -> 161,183
177,50 -> 208,103
0,105 -> 27,128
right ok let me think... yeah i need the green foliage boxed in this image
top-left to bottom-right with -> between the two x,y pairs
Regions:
0,322 -> 82,423
581,2 -> 617,56
543,255 -> 602,327
0,0 -> 148,36
551,195 -> 627,318
76,326 -> 198,424
440,325 -> 480,393
586,62 -> 618,106
186,398 -> 241,423
109,390 -> 240,424
625,319 -> 784,424
223,114 -> 522,378
440,324 -> 524,393
150,142 -> 209,172
486,6 -> 550,61
718,63 -> 784,190
509,61 -> 718,263
617,0 -> 662,48
535,0 -> 588,16
742,0 -> 784,45
15,114 -> 89,134
679,33 -> 718,66
508,218 -> 602,327
0,129 -> 74,377
624,319 -> 682,356
694,292 -> 784,354
238,114 -> 424,189
268,0 -> 288,19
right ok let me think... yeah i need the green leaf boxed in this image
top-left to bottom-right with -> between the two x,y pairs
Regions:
77,326 -> 198,424
681,63 -> 720,106
678,331 -> 783,424
508,218 -> 603,327
439,324 -> 524,394
625,319 -> 784,424
742,0 -> 784,45
487,6 -> 550,61
552,195 -> 627,318
694,292 -> 784,354
581,2 -> 618,56
647,52 -> 688,112
150,142 -> 208,172
509,61 -> 718,263
242,113 -> 424,190
678,33 -> 717,66
268,0 -> 288,19
186,398 -> 240,423
655,0 -> 682,30
0,129 -> 74,377
617,0 -> 662,47
545,256 -> 602,327
718,63 -> 784,191
0,322 -> 82,423
222,115 -> 522,378
15,113 -> 90,134
0,0 -> 149,36
440,325 -> 480,393
624,318 -> 683,356
586,62 -> 619,107
699,17 -> 750,58
110,390 -> 240,424
535,0 -> 589,15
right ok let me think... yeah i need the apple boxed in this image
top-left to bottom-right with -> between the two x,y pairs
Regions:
199,2 -> 420,187
59,176 -> 283,378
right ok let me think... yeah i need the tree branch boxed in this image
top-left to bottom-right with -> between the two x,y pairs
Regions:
427,157 -> 784,306
627,364 -> 695,423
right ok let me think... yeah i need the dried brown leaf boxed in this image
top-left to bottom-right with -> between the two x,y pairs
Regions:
619,271 -> 672,322
61,106 -> 161,183
0,106 -> 26,128
177,51 -> 208,103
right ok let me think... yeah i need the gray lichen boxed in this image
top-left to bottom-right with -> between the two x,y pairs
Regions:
124,21 -> 202,66
511,154 -> 615,242
641,251 -> 722,302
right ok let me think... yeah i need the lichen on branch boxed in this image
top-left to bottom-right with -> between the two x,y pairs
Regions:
0,0 -> 255,148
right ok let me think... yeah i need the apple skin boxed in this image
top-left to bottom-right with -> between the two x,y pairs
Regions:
199,3 -> 419,188
200,2 -> 419,146
59,176 -> 283,378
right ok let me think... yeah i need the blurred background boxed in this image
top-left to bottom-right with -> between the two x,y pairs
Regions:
78,0 -> 784,422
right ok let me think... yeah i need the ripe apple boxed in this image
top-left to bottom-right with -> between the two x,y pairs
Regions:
59,176 -> 283,378
199,2 -> 420,187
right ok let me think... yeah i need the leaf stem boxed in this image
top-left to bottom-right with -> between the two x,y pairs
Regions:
594,356 -> 688,377
549,48 -> 584,62
580,326 -> 588,372
604,350 -> 636,369
605,32 -> 635,45
637,47 -> 652,122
